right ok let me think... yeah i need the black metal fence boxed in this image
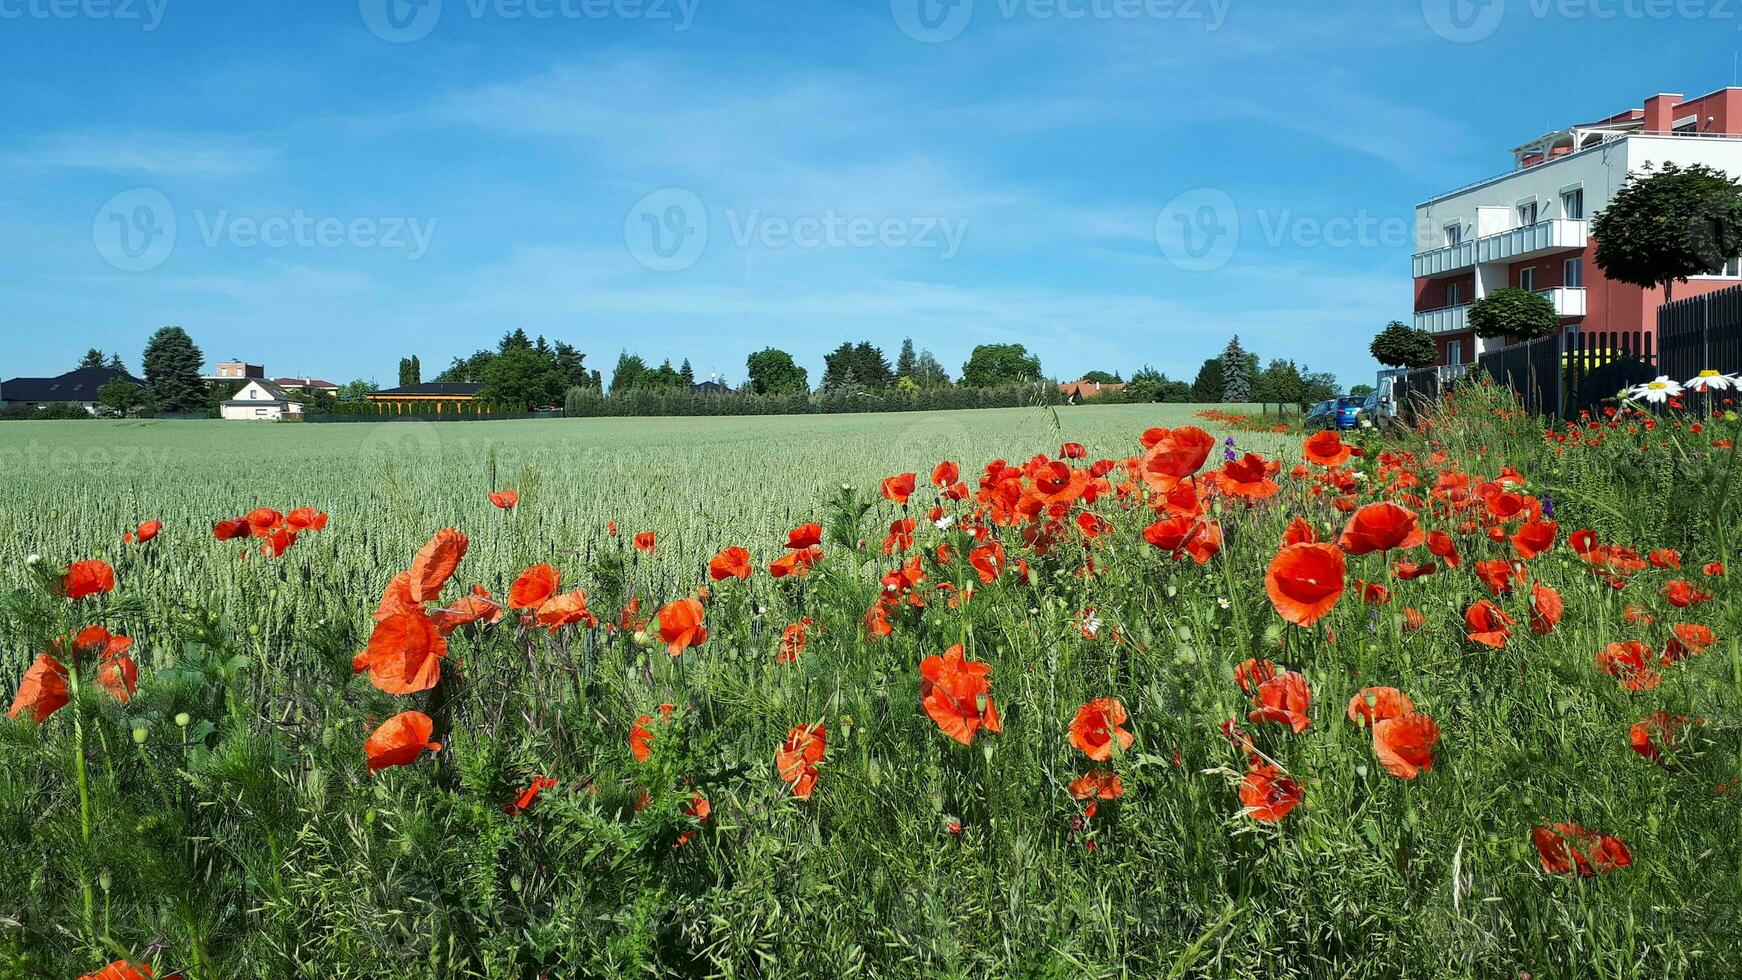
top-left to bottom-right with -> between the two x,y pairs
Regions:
1660,283 -> 1742,380
1396,328 -> 1658,423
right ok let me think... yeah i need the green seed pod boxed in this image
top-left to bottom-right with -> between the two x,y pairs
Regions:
131,725 -> 149,744
174,712 -> 191,727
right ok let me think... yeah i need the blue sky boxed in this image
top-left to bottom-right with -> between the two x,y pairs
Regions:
3,0 -> 1738,389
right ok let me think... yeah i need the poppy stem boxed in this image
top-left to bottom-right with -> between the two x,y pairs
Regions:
65,663 -> 97,943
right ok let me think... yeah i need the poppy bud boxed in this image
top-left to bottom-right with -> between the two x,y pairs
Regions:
174,712 -> 191,727
131,726 -> 148,744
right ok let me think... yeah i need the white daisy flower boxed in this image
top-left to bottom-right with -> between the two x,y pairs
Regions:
1684,370 -> 1737,393
934,515 -> 955,531
1629,376 -> 1684,404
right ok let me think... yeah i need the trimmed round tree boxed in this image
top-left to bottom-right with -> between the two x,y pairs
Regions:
1467,288 -> 1559,341
1594,162 -> 1742,303
1369,321 -> 1438,369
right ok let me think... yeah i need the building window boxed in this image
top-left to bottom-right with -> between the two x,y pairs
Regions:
255,407 -> 269,417
1564,257 -> 1583,286
1445,282 -> 1462,307
1517,200 -> 1538,226
1519,267 -> 1536,291
1561,188 -> 1584,219
1448,340 -> 1463,366
1712,256 -> 1742,277
1444,224 -> 1462,247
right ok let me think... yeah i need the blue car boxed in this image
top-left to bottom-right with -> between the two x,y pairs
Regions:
1333,396 -> 1365,430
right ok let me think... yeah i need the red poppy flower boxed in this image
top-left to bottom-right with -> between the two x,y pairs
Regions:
1648,548 -> 1681,569
1302,430 -> 1353,467
1402,607 -> 1426,631
785,523 -> 823,550
1184,521 -> 1223,564
1663,623 -> 1716,663
508,564 -> 561,610
7,653 -> 69,723
1528,582 -> 1562,634
127,520 -> 162,544
656,597 -> 707,655
353,609 -> 448,694
770,546 -> 823,578
931,461 -> 959,487
1069,698 -> 1136,761
1281,516 -> 1318,547
1233,658 -> 1277,694
1141,426 -> 1217,483
1596,641 -> 1661,690
1069,769 -> 1125,801
708,546 -> 753,581
918,644 -> 1002,746
1372,713 -> 1438,779
1475,559 -> 1525,597
409,529 -> 468,603
245,508 -> 284,535
213,518 -> 250,541
1464,600 -> 1514,648
633,532 -> 656,553
1510,519 -> 1558,560
1629,712 -> 1694,764
80,961 -> 172,980
1248,670 -> 1312,733
1214,452 -> 1280,500
1425,529 -> 1462,568
630,703 -> 675,762
535,590 -> 598,632
1265,543 -> 1346,627
505,775 -> 558,815
1702,561 -> 1724,577
1662,580 -> 1712,608
60,560 -> 115,600
1347,687 -> 1414,726
777,617 -> 813,663
1531,823 -> 1631,877
1394,560 -> 1437,580
285,507 -> 329,531
1357,580 -> 1392,606
430,585 -> 503,635
882,518 -> 916,555
776,722 -> 826,799
969,541 -> 1006,584
881,472 -> 917,504
364,711 -> 441,772
489,490 -> 520,510
1337,503 -> 1426,555
1239,762 -> 1302,822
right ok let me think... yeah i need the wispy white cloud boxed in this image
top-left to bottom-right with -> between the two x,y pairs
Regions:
6,130 -> 282,178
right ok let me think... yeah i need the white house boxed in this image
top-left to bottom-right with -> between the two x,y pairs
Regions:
220,380 -> 304,421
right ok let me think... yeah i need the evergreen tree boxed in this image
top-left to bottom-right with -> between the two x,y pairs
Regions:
910,350 -> 950,388
106,353 -> 126,373
1219,336 -> 1253,403
896,337 -> 917,379
498,329 -> 533,353
79,348 -> 106,370
680,358 -> 696,386
141,326 -> 206,413
610,351 -> 648,393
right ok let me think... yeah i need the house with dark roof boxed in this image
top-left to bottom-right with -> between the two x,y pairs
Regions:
367,382 -> 483,401
221,380 -> 304,421
0,367 -> 145,414
690,380 -> 736,395
273,377 -> 340,394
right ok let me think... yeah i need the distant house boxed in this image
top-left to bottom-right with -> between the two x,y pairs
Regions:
273,377 -> 341,395
366,382 -> 484,411
0,367 -> 145,414
690,380 -> 736,395
205,361 -> 266,383
1058,379 -> 1126,402
221,380 -> 304,421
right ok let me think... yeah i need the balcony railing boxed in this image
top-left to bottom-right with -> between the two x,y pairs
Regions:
1413,219 -> 1589,278
1415,286 -> 1586,334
